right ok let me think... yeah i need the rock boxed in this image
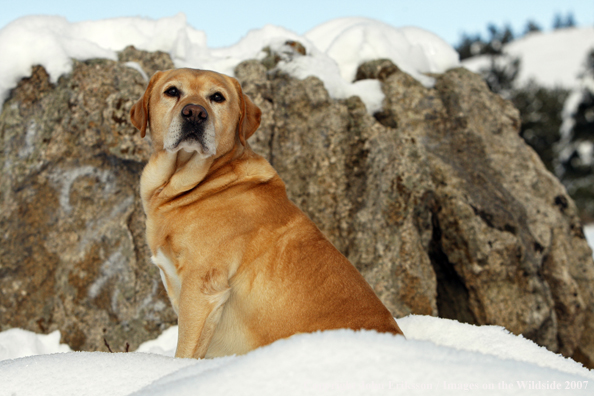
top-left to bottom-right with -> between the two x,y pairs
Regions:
1,49 -> 593,368
235,59 -> 594,368
425,68 -> 593,361
0,49 -> 176,352
118,46 -> 175,78
354,58 -> 400,82
261,40 -> 308,71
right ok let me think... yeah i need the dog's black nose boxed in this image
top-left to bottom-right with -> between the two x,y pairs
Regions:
182,104 -> 208,123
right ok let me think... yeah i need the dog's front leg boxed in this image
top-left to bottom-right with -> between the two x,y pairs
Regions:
175,269 -> 231,359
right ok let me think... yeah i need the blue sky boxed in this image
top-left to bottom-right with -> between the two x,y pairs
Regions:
1,0 -> 592,47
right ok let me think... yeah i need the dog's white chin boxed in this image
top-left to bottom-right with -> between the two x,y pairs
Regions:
165,142 -> 216,158
164,121 -> 217,159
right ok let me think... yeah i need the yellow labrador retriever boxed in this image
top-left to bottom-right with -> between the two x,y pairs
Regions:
130,68 -> 404,359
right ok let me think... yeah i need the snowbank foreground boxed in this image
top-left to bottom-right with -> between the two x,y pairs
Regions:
1,316 -> 592,396
0,13 -> 459,112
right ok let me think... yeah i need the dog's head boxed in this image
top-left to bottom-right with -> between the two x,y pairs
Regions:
130,68 -> 261,159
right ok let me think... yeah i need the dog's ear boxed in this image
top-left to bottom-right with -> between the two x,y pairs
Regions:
240,93 -> 262,145
130,71 -> 163,138
234,80 -> 262,146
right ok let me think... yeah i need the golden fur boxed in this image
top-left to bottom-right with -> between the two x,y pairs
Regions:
130,68 -> 404,359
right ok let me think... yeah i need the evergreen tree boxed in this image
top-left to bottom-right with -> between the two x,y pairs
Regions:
553,12 -> 577,29
553,13 -> 564,29
456,33 -> 486,61
556,50 -> 594,220
524,20 -> 542,35
571,91 -> 594,141
482,55 -> 520,98
484,24 -> 514,54
566,13 -> 576,28
512,83 -> 569,172
454,23 -> 515,60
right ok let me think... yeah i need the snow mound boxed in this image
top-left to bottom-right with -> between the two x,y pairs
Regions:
306,18 -> 460,86
2,315 -> 592,396
0,329 -> 71,360
399,315 -> 590,378
463,27 -> 594,89
0,351 -> 197,396
0,14 -> 203,104
136,325 -> 178,357
0,14 -> 460,113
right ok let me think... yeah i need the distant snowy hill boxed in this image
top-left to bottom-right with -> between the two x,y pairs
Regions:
463,27 -> 594,88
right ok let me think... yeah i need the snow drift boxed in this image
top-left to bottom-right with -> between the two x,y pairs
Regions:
0,13 -> 460,112
1,315 -> 592,396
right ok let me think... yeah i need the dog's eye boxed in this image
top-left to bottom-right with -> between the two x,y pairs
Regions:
210,92 -> 225,103
164,87 -> 181,98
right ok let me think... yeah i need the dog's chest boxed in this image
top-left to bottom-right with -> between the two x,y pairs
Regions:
151,249 -> 182,312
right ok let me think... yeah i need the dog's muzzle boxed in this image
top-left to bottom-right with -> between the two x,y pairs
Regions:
164,104 -> 216,157
181,104 -> 208,143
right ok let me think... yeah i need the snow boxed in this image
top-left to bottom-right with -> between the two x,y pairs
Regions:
135,325 -> 178,357
0,351 -> 196,396
560,68 -> 594,138
463,27 -> 594,89
1,315 -> 592,395
556,55 -> 594,173
0,329 -> 71,360
584,224 -> 594,259
0,14 -> 460,113
305,19 -> 459,87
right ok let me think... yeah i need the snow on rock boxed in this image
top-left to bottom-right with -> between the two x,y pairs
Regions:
271,39 -> 386,113
178,24 -> 303,76
0,13 -> 204,104
136,325 -> 178,357
1,315 -> 592,396
584,224 -> 594,259
0,14 -> 460,113
305,18 -> 460,87
0,329 -> 71,360
463,27 -> 594,89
